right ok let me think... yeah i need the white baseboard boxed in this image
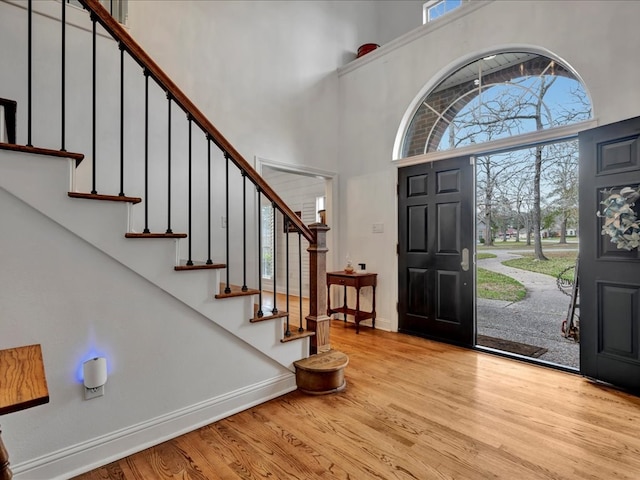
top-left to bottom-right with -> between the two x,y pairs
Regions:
13,373 -> 297,480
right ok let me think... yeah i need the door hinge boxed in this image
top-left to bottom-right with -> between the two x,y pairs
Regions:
396,243 -> 399,255
396,302 -> 399,312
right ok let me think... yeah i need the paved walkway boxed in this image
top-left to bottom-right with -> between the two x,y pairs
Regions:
477,248 -> 579,369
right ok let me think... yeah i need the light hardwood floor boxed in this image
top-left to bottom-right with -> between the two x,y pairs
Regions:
73,318 -> 640,479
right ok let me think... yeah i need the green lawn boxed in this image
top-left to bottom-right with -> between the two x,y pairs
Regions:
478,240 -> 578,251
502,251 -> 578,281
476,267 -> 526,302
475,247 -> 578,302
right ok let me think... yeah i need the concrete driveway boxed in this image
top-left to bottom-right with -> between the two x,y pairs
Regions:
476,248 -> 579,369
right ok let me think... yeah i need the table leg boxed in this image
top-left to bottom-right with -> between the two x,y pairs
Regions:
372,285 -> 376,329
355,286 -> 361,334
342,284 -> 347,323
0,426 -> 12,480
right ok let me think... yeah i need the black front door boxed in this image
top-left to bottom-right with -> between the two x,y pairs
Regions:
579,117 -> 640,391
398,157 -> 474,346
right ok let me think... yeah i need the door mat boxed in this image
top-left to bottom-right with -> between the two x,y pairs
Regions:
477,335 -> 548,358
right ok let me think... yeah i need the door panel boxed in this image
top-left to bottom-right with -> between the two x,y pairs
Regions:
408,205 -> 428,251
398,157 -> 474,346
579,117 -> 640,391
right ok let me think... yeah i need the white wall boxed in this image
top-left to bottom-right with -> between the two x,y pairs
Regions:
374,1 -> 425,45
126,0 -> 424,181
128,0 -> 338,176
336,0 -> 640,331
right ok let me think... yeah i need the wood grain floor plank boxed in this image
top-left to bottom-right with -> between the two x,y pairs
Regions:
73,319 -> 640,479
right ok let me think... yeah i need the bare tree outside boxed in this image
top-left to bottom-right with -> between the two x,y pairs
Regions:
476,151 -> 530,246
431,56 -> 590,259
544,140 -> 579,244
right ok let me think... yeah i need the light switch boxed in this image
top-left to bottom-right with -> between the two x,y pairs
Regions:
372,223 -> 384,233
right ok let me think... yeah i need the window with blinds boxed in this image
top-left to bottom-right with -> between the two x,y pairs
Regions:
261,205 -> 274,280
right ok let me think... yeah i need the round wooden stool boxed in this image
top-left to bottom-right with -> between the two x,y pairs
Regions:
294,350 -> 349,395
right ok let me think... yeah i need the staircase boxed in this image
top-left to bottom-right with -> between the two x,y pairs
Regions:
0,146 -> 316,369
0,0 -> 332,367
0,1 -> 344,477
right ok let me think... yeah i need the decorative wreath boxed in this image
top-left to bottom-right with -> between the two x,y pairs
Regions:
597,186 -> 640,251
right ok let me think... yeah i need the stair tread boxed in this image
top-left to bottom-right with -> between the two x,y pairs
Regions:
281,329 -> 315,343
126,232 -> 188,239
0,142 -> 84,165
294,350 -> 349,372
215,284 -> 260,299
250,310 -> 289,323
175,261 -> 226,271
69,192 -> 142,204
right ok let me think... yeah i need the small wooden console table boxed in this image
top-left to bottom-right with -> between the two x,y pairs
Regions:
0,344 -> 49,480
327,271 -> 377,334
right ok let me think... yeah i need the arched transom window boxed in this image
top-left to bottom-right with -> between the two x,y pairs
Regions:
400,52 -> 592,157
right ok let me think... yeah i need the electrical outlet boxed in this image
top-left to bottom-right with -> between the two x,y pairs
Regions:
221,216 -> 227,228
85,385 -> 104,400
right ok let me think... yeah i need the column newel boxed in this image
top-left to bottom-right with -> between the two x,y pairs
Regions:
306,222 -> 331,354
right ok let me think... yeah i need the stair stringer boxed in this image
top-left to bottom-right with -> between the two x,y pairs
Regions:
0,149 -> 309,371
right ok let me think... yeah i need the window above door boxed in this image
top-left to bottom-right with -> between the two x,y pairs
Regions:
423,0 -> 464,23
398,51 -> 593,160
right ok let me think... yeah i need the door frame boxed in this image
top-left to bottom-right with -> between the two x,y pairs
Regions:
256,156 -> 339,287
393,128 -> 595,363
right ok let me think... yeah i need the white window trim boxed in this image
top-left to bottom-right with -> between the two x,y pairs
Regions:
392,118 -> 597,168
423,0 -> 465,24
392,45 -> 595,162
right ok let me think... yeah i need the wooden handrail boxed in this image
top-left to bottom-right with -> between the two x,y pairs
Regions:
78,0 -> 314,243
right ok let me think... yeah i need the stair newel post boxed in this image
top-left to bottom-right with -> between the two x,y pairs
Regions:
118,42 -> 125,197
241,171 -> 247,291
142,69 -> 150,233
285,217 -> 291,337
223,153 -> 231,294
165,93 -> 173,234
256,187 -> 264,318
90,12 -> 97,194
27,0 -> 32,147
61,0 -> 66,152
205,135 -> 213,264
186,115 -> 193,266
271,203 -> 278,314
298,231 -> 304,332
306,223 -> 331,354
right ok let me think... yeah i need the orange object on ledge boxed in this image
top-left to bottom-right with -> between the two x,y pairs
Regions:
357,43 -> 379,58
